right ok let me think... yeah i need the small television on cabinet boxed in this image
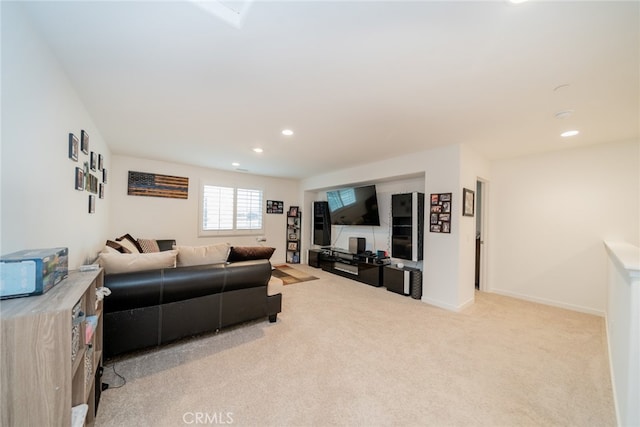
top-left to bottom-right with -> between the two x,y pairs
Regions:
326,184 -> 380,226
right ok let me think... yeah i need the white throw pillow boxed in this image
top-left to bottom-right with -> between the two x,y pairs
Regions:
175,243 -> 230,267
98,250 -> 178,274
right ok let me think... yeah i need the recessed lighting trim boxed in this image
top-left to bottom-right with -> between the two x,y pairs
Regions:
561,130 -> 579,138
282,129 -> 294,136
232,162 -> 240,167
253,148 -> 263,153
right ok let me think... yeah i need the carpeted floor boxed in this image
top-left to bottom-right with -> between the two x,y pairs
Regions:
96,264 -> 615,426
271,264 -> 319,285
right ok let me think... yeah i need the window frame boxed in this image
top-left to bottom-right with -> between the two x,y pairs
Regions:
198,182 -> 264,237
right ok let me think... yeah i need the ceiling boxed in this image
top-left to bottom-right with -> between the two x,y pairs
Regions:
18,0 -> 640,179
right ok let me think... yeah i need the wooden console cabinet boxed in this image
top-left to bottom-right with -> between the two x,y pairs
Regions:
1,268 -> 104,426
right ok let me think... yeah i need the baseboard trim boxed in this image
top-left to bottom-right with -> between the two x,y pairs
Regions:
422,295 -> 474,312
490,288 -> 605,317
604,315 -> 621,427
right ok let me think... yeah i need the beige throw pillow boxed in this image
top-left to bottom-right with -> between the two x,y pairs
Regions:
175,243 -> 230,267
98,250 -> 178,274
138,238 -> 160,253
115,234 -> 142,253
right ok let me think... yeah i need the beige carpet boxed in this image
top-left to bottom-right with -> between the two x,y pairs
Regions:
96,265 -> 615,426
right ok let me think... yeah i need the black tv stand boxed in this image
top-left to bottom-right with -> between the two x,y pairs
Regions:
316,248 -> 390,287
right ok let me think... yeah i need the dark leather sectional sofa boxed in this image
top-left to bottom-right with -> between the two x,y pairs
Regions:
103,240 -> 281,358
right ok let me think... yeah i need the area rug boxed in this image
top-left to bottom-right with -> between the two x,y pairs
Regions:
272,264 -> 319,285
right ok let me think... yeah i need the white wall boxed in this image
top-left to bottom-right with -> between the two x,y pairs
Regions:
110,155 -> 298,265
1,3 -> 111,268
489,139 -> 640,315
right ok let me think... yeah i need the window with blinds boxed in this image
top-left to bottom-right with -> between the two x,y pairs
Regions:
201,185 -> 263,235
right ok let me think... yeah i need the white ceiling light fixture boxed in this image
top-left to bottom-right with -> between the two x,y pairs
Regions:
508,0 -> 529,4
561,130 -> 580,138
232,162 -> 240,167
253,148 -> 263,153
282,129 -> 294,136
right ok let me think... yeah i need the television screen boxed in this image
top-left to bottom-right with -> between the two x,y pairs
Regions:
326,185 -> 380,226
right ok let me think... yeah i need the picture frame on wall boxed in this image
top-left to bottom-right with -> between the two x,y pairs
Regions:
463,188 -> 475,217
90,152 -> 97,171
430,192 -> 452,233
98,154 -> 103,171
80,130 -> 89,154
266,200 -> 284,214
68,133 -> 79,161
102,168 -> 108,184
88,195 -> 95,213
99,183 -> 104,199
75,167 -> 84,190
288,206 -> 299,217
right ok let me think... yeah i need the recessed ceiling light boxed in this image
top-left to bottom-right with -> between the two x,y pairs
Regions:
509,0 -> 528,4
282,129 -> 294,136
253,148 -> 263,153
561,130 -> 579,138
232,162 -> 240,167
553,83 -> 571,92
554,110 -> 574,120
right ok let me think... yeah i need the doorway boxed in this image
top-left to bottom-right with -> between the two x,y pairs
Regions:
475,179 -> 487,291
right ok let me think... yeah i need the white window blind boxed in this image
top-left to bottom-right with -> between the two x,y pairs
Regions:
202,185 -> 234,230
201,185 -> 263,234
236,188 -> 263,230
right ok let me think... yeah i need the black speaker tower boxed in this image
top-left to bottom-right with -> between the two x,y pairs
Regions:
313,201 -> 331,246
391,192 -> 424,261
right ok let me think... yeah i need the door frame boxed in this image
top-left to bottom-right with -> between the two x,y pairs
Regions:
476,178 -> 490,292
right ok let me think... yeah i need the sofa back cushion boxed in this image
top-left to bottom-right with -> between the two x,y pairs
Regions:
99,250 -> 178,274
175,243 -> 230,267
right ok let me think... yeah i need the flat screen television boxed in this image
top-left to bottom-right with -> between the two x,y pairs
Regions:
326,185 -> 380,226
